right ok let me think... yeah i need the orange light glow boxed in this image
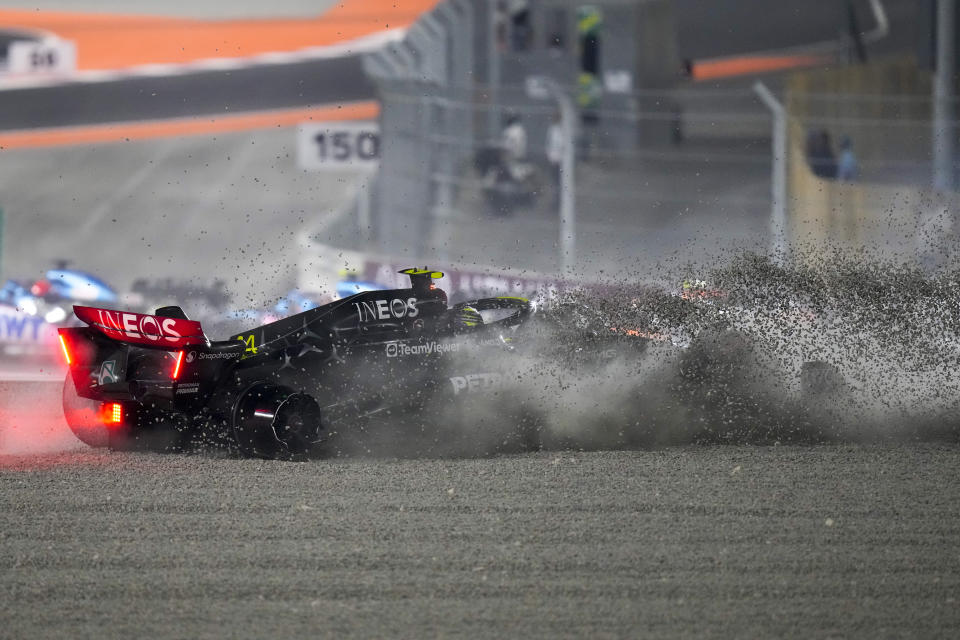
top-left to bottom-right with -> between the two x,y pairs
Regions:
680,289 -> 725,301
609,326 -> 671,342
101,402 -> 123,426
58,333 -> 72,365
171,351 -> 184,380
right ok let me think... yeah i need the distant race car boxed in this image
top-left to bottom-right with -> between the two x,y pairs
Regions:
32,267 -> 118,306
0,266 -> 121,358
59,268 -> 655,458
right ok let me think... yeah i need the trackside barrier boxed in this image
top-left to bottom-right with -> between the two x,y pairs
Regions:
298,241 -> 587,303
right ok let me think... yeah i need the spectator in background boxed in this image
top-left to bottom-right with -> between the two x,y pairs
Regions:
546,111 -> 565,211
837,136 -> 859,181
805,129 -> 837,179
494,1 -> 508,52
508,0 -> 531,51
501,112 -> 529,182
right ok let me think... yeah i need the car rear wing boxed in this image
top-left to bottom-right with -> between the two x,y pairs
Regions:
60,307 -> 204,402
73,305 -> 207,348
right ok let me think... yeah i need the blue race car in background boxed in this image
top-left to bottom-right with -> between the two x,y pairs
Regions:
0,264 -> 120,359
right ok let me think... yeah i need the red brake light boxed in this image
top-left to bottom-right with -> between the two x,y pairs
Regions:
58,333 -> 72,366
171,350 -> 184,380
101,402 -> 122,426
30,279 -> 51,297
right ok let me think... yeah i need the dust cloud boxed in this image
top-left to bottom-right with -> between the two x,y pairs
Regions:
331,251 -> 960,458
0,381 -> 86,455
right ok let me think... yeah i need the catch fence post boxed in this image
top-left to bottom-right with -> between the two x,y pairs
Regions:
754,81 -> 788,264
535,77 -> 577,274
934,0 -> 956,191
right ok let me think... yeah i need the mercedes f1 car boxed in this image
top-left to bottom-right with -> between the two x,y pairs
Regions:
60,268 -> 654,458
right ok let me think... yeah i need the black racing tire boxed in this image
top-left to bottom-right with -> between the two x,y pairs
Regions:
517,407 -> 544,452
62,373 -> 109,448
230,382 -> 323,459
63,374 -> 189,452
679,327 -> 754,388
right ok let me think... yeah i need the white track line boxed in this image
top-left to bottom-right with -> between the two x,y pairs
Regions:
0,370 -> 62,382
79,140 -> 177,235
0,27 -> 407,91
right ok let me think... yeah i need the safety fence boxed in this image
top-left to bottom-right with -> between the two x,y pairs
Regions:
391,86 -> 960,270
356,2 -> 959,276
361,83 -> 780,276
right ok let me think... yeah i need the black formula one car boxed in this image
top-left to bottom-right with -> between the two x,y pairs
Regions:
59,268 -> 653,458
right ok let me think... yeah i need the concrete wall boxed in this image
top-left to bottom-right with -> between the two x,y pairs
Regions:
785,57 -> 955,267
786,56 -> 934,184
788,136 -> 955,266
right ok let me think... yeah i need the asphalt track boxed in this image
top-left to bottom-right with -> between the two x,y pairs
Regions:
0,127 -> 365,308
0,0 -> 923,133
0,55 -> 374,130
1,382 -> 959,639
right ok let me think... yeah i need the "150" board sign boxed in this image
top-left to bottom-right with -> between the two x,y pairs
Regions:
296,122 -> 380,171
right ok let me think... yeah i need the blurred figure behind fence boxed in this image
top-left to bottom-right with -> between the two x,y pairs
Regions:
806,129 -> 837,179
837,136 -> 859,181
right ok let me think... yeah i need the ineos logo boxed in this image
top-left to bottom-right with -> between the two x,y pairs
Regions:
96,309 -> 183,343
354,298 -> 418,322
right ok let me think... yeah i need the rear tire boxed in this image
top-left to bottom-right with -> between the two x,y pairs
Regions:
231,382 -> 323,459
517,408 -> 543,452
62,374 -> 109,448
679,327 -> 754,389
